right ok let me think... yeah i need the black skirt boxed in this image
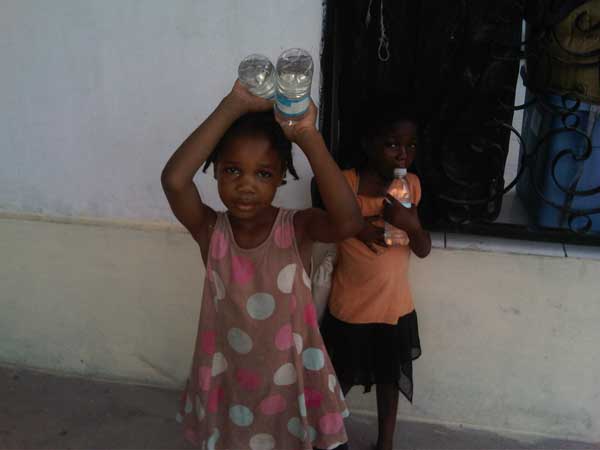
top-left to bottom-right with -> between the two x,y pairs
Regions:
320,309 -> 421,402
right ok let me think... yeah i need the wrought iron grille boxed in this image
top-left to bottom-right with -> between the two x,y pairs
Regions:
319,0 -> 600,245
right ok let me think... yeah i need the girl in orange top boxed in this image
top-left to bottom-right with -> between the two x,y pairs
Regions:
321,102 -> 431,450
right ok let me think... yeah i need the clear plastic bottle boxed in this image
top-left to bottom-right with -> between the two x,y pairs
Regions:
275,48 -> 313,119
237,54 -> 276,99
384,168 -> 412,247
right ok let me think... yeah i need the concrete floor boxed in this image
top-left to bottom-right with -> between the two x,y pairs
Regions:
1,366 -> 598,450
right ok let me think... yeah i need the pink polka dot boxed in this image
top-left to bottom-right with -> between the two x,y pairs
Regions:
210,231 -> 229,260
289,295 -> 297,313
259,394 -> 287,415
198,366 -> 211,391
303,303 -> 318,328
304,388 -> 323,409
207,386 -> 224,413
275,324 -> 293,350
235,368 -> 261,391
232,255 -> 255,285
274,224 -> 293,249
200,330 -> 216,355
319,412 -> 344,435
184,428 -> 200,446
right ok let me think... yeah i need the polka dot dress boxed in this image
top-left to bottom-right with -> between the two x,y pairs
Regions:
178,209 -> 349,450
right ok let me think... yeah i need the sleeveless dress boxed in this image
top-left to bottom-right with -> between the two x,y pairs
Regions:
177,209 -> 349,450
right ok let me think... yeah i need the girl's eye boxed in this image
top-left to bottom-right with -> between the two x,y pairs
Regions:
257,171 -> 273,179
408,143 -> 417,150
224,167 -> 240,175
385,142 -> 399,149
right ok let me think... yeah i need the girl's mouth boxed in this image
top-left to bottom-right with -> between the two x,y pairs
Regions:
235,202 -> 256,211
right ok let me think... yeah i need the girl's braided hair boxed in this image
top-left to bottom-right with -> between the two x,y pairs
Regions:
203,111 -> 299,182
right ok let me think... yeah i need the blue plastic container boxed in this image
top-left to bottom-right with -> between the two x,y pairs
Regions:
516,93 -> 600,232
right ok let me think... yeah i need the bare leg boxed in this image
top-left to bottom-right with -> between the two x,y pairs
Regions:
375,383 -> 399,450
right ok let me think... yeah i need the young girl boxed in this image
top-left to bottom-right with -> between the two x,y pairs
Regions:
321,102 -> 432,450
161,81 -> 363,450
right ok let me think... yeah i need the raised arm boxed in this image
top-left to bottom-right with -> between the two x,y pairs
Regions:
161,82 -> 272,246
277,102 -> 363,243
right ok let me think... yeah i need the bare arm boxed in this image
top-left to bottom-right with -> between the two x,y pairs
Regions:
278,102 -> 363,243
408,226 -> 431,258
161,82 -> 273,248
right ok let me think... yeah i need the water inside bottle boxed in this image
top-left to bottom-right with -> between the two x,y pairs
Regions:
276,49 -> 313,98
238,54 -> 276,98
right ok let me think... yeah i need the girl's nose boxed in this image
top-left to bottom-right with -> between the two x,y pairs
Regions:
236,174 -> 257,193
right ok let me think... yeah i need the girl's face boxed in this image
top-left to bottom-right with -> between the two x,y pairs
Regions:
215,134 -> 285,220
366,120 -> 417,180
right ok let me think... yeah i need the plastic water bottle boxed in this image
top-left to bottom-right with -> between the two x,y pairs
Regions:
237,54 -> 276,99
275,48 -> 313,119
384,168 -> 412,247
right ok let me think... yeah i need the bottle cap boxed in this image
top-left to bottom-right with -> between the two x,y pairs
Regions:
394,168 -> 407,177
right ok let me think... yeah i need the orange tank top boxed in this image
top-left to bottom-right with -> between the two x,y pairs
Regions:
328,169 -> 422,325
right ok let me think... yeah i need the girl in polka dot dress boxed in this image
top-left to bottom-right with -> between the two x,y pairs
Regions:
161,80 -> 363,450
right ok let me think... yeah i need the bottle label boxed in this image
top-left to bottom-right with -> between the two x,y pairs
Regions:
275,92 -> 310,117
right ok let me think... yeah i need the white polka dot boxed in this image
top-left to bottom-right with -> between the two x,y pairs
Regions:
207,428 -> 220,450
227,328 -> 253,354
184,395 -> 193,413
298,393 -> 307,417
277,264 -> 297,294
327,442 -> 346,449
302,348 -> 325,371
212,271 -> 225,300
342,408 -> 350,418
211,352 -> 228,376
293,333 -> 303,355
328,374 -> 337,392
229,405 -> 254,427
307,425 -> 317,442
287,417 -> 305,440
195,395 -> 205,421
339,387 -> 345,401
246,293 -> 275,320
303,269 -> 311,289
175,412 -> 183,423
273,362 -> 297,386
249,433 -> 276,450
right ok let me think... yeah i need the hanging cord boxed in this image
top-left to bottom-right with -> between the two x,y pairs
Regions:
365,0 -> 373,26
365,0 -> 390,62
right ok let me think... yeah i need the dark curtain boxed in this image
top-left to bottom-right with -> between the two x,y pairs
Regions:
320,0 -> 523,225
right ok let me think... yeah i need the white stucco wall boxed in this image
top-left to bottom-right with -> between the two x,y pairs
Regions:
2,216 -> 599,442
0,0 -> 322,220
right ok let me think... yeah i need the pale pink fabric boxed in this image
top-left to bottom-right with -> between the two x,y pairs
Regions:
178,209 -> 348,450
